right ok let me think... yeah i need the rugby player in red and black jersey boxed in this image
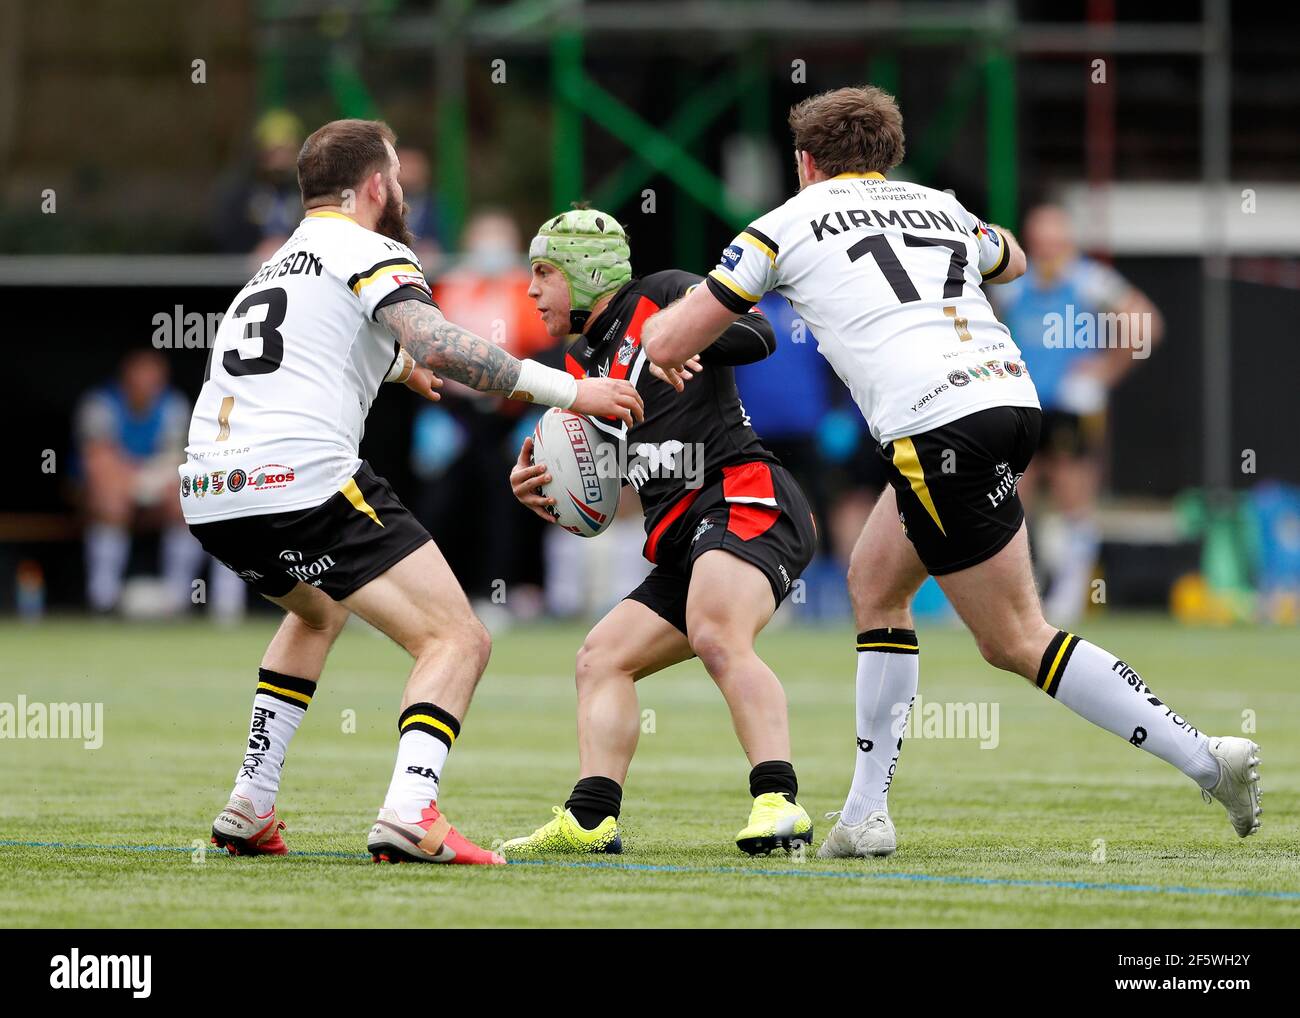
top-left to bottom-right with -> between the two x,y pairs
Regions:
501,209 -> 818,856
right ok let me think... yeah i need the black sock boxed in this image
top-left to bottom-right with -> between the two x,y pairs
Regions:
749,760 -> 798,803
565,776 -> 623,830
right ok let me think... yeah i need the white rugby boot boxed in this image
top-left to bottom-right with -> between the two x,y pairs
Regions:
816,809 -> 897,858
1203,736 -> 1262,838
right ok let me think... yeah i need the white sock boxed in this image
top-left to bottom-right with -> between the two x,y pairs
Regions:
1039,632 -> 1219,788
208,559 -> 248,622
232,669 -> 315,815
382,703 -> 459,821
1044,517 -> 1100,625
841,628 -> 920,824
161,524 -> 205,611
85,523 -> 129,611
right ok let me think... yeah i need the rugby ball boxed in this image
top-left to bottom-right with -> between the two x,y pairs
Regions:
531,408 -> 621,537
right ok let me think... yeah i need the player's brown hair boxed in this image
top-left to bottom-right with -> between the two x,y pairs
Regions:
787,86 -> 906,177
297,119 -> 396,208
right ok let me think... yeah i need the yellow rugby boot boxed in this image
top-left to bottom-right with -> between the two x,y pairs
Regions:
735,792 -> 813,856
500,806 -> 622,855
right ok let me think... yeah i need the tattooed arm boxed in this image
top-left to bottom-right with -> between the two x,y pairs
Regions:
377,298 -> 645,424
378,299 -> 523,395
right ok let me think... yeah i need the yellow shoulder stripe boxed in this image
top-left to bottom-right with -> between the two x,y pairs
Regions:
708,269 -> 762,304
980,229 -> 1007,279
352,262 -> 420,295
738,232 -> 777,265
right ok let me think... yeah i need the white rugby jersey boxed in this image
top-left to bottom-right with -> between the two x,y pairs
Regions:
707,173 -> 1040,443
180,211 -> 429,522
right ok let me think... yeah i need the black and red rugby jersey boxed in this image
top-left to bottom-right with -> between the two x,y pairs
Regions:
562,269 -> 780,535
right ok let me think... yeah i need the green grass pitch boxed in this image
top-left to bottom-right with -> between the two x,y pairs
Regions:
1,615 -> 1297,928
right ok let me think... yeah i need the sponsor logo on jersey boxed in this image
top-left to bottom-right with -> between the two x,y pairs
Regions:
616,335 -> 636,366
193,474 -> 209,498
1004,360 -> 1023,377
390,272 -> 430,292
210,470 -> 226,495
692,517 -> 714,543
948,370 -> 970,387
778,563 -> 791,592
181,475 -> 192,497
250,463 -> 296,490
911,383 -> 949,413
279,549 -> 303,563
721,244 -> 744,270
227,468 -> 248,492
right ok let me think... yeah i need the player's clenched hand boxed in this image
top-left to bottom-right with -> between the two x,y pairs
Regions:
648,355 -> 703,393
402,365 -> 443,403
570,377 -> 644,427
510,436 -> 557,523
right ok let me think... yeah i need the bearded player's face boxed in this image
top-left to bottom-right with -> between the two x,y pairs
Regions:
375,142 -> 414,248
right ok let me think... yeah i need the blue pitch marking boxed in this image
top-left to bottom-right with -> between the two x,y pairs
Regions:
2,839 -> 1298,902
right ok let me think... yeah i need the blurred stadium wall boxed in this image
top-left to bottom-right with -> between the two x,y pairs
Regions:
1,0 -> 1298,615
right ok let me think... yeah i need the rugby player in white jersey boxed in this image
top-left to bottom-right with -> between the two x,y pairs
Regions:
181,119 -> 642,865
643,87 -> 1261,857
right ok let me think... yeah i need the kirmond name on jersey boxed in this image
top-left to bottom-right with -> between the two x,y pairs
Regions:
809,207 -> 969,243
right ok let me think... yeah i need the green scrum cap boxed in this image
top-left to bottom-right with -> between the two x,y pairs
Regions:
529,208 -> 632,333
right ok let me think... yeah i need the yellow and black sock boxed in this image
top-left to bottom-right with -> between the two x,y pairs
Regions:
233,668 -> 316,815
383,701 -> 461,819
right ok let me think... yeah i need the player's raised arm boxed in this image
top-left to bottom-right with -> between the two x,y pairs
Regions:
644,222 -> 780,369
963,209 -> 1027,286
702,306 -> 777,365
642,283 -> 745,370
377,299 -> 643,425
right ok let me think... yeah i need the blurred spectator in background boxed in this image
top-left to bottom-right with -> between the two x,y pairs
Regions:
410,210 -> 553,622
396,145 -> 447,271
75,350 -> 243,618
734,293 -> 831,539
212,109 -> 304,260
992,203 -> 1164,622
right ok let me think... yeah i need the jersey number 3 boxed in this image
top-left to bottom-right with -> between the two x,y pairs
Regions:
203,287 -> 288,382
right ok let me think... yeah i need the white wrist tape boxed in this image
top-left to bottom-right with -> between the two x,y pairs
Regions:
385,350 -> 415,384
514,358 -> 578,409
